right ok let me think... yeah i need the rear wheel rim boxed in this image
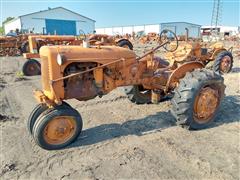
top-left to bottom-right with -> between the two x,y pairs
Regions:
26,62 -> 40,75
220,55 -> 231,73
193,87 -> 220,124
43,116 -> 77,145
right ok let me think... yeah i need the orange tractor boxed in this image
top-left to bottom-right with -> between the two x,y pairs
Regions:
22,34 -> 133,76
28,30 -> 225,150
165,41 -> 234,75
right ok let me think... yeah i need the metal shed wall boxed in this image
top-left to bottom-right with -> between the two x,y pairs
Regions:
5,7 -> 95,35
161,22 -> 201,38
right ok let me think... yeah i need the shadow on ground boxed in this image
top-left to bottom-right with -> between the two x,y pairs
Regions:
211,95 -> 240,127
69,95 -> 240,148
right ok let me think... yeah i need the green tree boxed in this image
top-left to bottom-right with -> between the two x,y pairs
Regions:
3,17 -> 15,25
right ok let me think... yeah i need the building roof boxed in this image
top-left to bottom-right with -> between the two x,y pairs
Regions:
161,22 -> 201,27
4,6 -> 95,25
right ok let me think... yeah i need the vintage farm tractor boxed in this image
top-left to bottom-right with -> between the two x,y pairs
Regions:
28,30 -> 225,150
22,35 -> 82,76
164,38 -> 233,75
22,34 -> 133,76
0,34 -> 29,56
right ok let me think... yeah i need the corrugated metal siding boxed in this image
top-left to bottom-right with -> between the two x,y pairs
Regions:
96,22 -> 201,38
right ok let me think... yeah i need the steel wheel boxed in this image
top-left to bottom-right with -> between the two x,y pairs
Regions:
43,116 -> 77,145
193,86 -> 220,124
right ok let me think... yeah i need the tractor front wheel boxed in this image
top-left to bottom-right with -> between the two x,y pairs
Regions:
22,59 -> 41,76
28,102 -> 71,135
171,69 -> 225,130
32,105 -> 82,150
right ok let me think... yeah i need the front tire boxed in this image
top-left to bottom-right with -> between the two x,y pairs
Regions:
32,106 -> 82,150
28,102 -> 71,135
171,69 -> 225,130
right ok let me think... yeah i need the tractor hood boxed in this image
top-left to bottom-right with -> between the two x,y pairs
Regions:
39,45 -> 136,64
39,45 -> 136,102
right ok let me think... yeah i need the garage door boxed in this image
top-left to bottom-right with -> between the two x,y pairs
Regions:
45,19 -> 76,35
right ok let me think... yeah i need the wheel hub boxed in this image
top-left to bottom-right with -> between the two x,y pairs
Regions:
220,55 -> 231,73
194,87 -> 219,123
44,116 -> 76,145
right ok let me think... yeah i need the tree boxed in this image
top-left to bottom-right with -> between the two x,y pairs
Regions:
3,17 -> 15,25
0,26 -> 4,35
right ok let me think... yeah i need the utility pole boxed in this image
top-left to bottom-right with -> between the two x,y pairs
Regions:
211,0 -> 222,36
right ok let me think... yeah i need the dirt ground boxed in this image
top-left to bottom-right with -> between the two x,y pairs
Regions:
0,41 -> 239,180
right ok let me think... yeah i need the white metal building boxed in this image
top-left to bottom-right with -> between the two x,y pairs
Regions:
96,22 -> 201,38
201,26 -> 239,36
4,7 -> 95,35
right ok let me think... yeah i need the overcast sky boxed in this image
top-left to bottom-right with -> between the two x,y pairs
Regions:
1,0 -> 239,27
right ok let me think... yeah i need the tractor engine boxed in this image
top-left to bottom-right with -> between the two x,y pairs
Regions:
63,62 -> 98,101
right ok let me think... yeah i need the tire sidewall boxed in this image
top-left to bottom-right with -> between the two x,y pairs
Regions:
33,108 -> 83,150
28,103 -> 48,134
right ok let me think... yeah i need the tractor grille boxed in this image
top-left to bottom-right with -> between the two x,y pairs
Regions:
41,56 -> 51,91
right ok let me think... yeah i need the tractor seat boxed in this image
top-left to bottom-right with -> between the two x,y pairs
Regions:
153,56 -> 170,68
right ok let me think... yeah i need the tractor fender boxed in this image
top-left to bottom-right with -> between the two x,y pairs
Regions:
165,61 -> 204,92
115,38 -> 131,44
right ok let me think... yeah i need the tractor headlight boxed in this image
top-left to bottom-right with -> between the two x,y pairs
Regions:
57,53 -> 65,65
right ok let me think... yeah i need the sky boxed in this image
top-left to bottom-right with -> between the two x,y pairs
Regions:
0,0 -> 239,27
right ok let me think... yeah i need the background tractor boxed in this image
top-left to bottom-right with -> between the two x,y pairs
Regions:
0,34 -> 29,56
164,38 -> 233,75
28,30 -> 225,150
22,34 -> 133,76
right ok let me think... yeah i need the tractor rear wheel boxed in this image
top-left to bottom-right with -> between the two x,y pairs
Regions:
171,69 -> 225,130
22,59 -> 41,76
124,85 -> 151,104
32,105 -> 82,150
117,40 -> 133,50
28,102 -> 71,135
213,51 -> 233,74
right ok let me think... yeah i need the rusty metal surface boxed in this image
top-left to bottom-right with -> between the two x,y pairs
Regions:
193,87 -> 220,123
0,34 -> 29,56
43,116 -> 77,145
36,30 -> 223,106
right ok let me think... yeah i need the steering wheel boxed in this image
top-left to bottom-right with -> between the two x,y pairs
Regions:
78,29 -> 87,41
160,29 -> 178,52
